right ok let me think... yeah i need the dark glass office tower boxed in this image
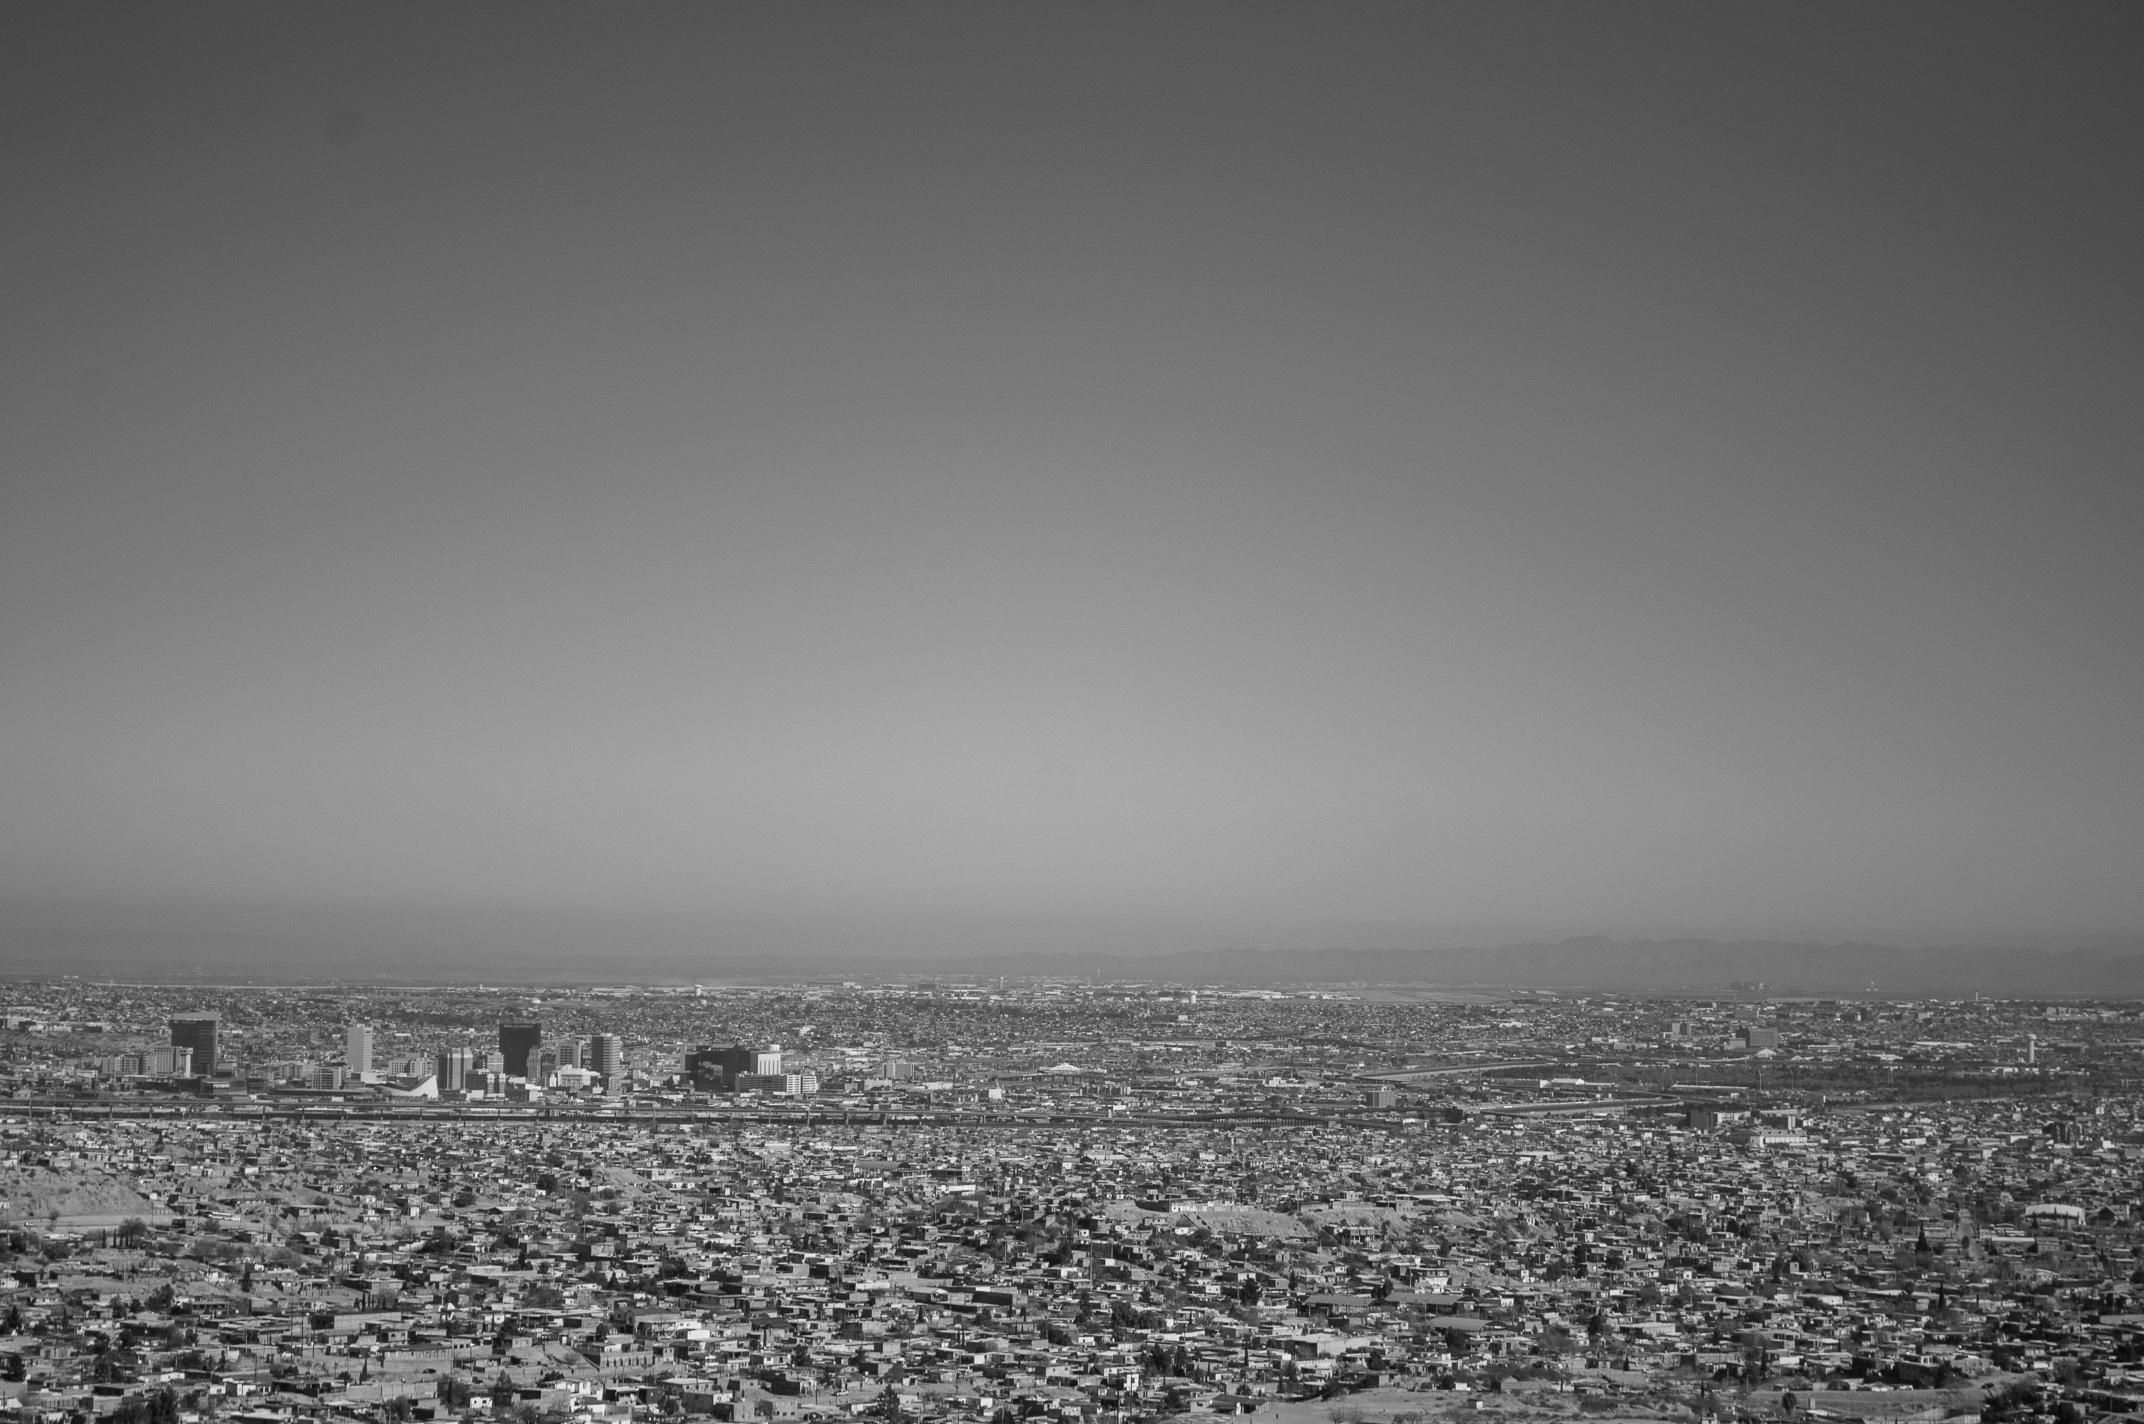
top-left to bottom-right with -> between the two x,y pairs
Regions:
169,1012 -> 219,1074
500,1021 -> 541,1079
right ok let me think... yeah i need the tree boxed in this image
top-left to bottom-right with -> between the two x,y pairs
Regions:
111,1387 -> 180,1424
1982,1379 -> 2042,1423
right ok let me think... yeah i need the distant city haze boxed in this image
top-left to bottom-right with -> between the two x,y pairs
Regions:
3,4 -> 2141,971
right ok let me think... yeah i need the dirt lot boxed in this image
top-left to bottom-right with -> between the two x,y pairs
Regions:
1228,1387 -> 1685,1424
0,1167 -> 161,1227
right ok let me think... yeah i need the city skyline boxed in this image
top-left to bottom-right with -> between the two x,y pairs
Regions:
6,973 -> 2140,1423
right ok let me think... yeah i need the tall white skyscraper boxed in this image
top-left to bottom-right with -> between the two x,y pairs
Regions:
589,1032 -> 624,1084
345,1023 -> 375,1083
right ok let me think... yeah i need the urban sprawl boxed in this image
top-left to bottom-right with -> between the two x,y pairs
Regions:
2,980 -> 2139,1424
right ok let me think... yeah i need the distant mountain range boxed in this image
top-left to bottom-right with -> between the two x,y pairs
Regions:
2,910 -> 2141,994
1040,938 -> 2144,995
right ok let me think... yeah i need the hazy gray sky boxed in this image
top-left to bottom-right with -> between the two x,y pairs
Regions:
4,3 -> 2141,963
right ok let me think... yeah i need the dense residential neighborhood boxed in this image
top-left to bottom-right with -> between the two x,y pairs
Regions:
3,981 -> 2142,1424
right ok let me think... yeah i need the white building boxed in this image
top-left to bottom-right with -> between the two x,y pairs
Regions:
345,1023 -> 376,1083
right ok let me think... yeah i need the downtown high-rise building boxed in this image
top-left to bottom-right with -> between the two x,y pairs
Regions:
499,1022 -> 541,1080
169,1013 -> 219,1075
588,1033 -> 624,1084
685,1044 -> 754,1090
345,1023 -> 374,1082
436,1047 -> 476,1093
